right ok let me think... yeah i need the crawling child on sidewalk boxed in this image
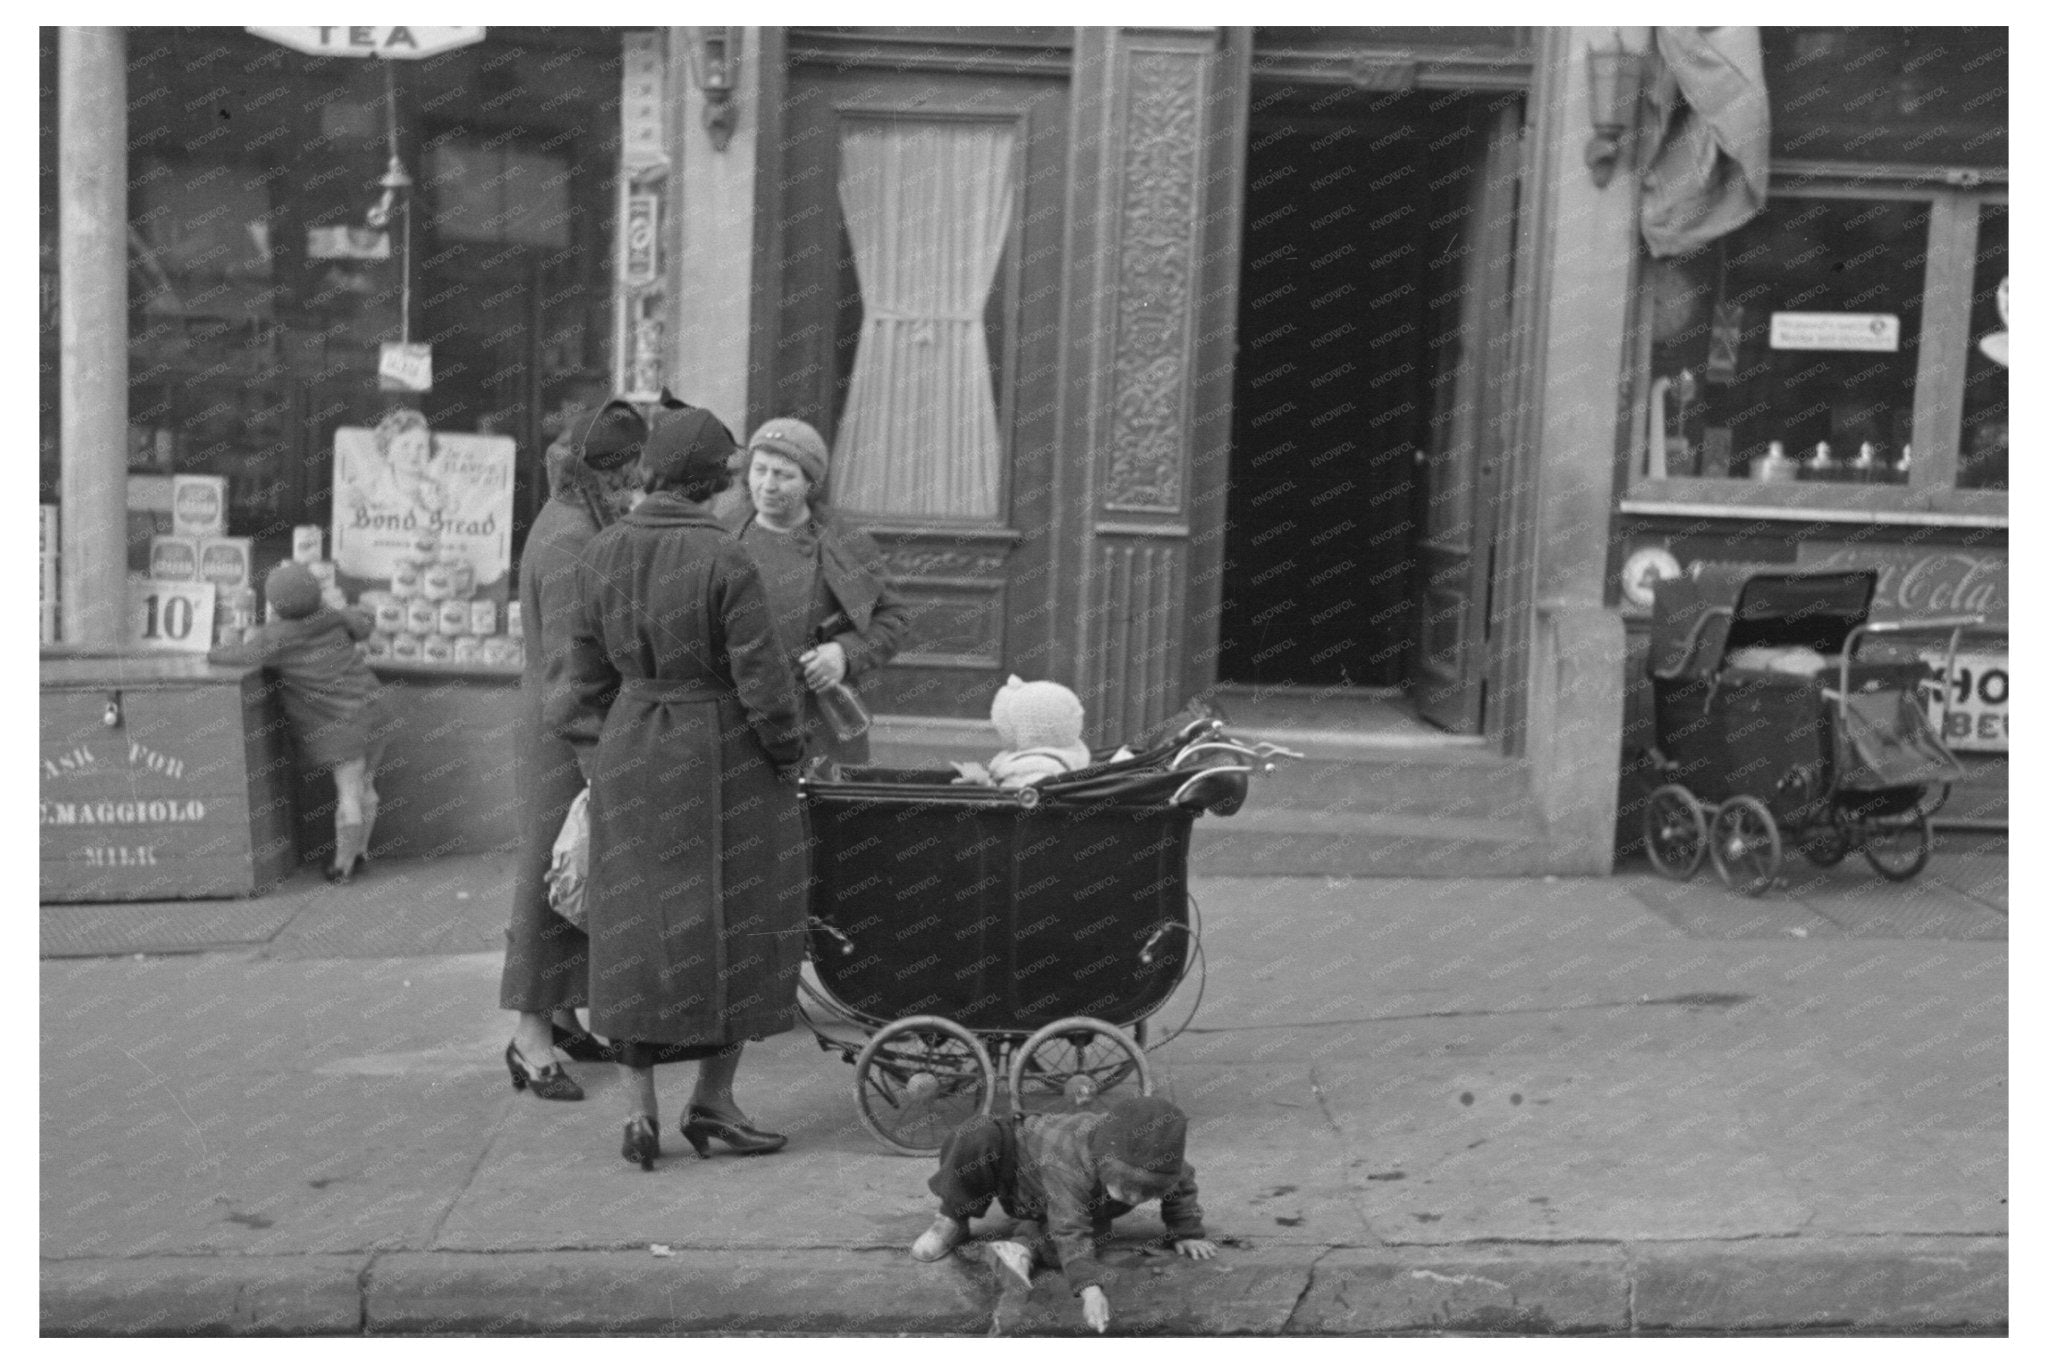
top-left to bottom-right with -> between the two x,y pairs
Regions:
910,1096 -> 1217,1333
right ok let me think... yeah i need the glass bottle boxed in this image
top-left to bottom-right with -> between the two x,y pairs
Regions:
815,680 -> 871,742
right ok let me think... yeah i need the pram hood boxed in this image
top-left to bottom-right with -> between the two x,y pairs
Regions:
1650,566 -> 1878,681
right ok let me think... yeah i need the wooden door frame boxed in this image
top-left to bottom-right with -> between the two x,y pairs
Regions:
1183,30 -> 1546,753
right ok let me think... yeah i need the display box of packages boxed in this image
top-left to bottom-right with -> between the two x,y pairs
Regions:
198,536 -> 253,589
171,474 -> 228,537
149,535 -> 201,581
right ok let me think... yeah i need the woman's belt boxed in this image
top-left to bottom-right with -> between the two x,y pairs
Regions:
616,678 -> 730,704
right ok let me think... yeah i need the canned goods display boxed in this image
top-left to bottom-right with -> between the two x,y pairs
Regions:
481,637 -> 517,667
292,525 -> 324,563
438,600 -> 471,635
452,637 -> 483,665
439,553 -> 476,599
405,599 -> 439,634
390,557 -> 423,599
374,600 -> 407,633
422,634 -> 456,664
505,602 -> 523,639
422,563 -> 454,602
365,633 -> 392,660
469,600 -> 498,636
391,632 -> 424,661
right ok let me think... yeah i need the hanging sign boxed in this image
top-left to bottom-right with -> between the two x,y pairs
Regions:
378,342 -> 433,393
245,27 -> 485,59
1920,651 -> 2009,753
1769,312 -> 1901,352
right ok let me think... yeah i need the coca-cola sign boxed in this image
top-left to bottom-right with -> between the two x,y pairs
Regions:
1794,545 -> 2006,624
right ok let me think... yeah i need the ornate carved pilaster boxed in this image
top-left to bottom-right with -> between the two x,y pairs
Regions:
1059,28 -> 1222,743
1102,48 -> 1205,514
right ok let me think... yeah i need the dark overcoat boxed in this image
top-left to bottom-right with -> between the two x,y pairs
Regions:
497,486 -> 603,1014
207,606 -> 394,770
546,493 -> 809,1046
721,505 -> 911,767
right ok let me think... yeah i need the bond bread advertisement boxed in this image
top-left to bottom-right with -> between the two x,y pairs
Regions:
330,409 -> 514,597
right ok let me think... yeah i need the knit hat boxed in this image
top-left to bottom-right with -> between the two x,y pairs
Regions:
748,417 -> 830,496
1089,1095 -> 1188,1179
575,398 -> 648,471
990,675 -> 1086,752
264,561 -> 323,620
641,406 -> 740,502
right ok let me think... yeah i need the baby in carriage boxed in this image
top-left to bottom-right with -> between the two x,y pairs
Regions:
911,1096 -> 1219,1333
953,676 -> 1129,789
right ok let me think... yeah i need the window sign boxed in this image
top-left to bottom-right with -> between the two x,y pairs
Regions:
128,580 -> 216,653
1768,312 -> 1900,352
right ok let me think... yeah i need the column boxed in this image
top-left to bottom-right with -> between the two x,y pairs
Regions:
58,26 -> 128,646
1054,27 -> 1224,744
670,26 -> 762,431
1499,27 -> 1647,869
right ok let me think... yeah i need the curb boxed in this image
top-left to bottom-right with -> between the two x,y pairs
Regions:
41,1236 -> 2008,1336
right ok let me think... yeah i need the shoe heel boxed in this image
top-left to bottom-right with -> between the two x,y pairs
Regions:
504,1044 -> 528,1091
681,1124 -> 712,1160
622,1118 -> 660,1172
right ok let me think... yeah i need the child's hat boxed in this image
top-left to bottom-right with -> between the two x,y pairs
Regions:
264,561 -> 323,620
1090,1095 -> 1188,1178
990,675 -> 1086,750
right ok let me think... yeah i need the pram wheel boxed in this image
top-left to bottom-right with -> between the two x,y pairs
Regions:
852,1015 -> 996,1156
1009,1016 -> 1152,1115
1709,795 -> 1782,897
1863,810 -> 1932,882
1643,784 -> 1708,880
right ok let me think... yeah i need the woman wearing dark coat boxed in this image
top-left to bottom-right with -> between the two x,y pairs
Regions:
722,417 -> 911,767
498,400 -> 648,1102
546,408 -> 811,1171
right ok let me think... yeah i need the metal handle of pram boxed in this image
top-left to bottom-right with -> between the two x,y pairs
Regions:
1169,740 -> 1304,773
1839,614 -> 1986,711
1171,764 -> 1255,807
1649,606 -> 1733,681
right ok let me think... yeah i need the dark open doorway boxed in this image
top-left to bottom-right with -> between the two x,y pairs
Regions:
1219,83 -> 1519,730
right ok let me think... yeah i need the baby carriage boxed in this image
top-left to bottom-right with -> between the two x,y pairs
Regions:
1641,565 -> 1980,896
795,707 -> 1296,1153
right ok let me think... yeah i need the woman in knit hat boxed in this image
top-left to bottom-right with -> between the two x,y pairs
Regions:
498,398 -> 648,1102
722,416 -> 911,768
209,560 -> 396,885
547,406 -> 810,1170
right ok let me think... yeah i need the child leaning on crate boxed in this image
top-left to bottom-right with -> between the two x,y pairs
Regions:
911,1095 -> 1219,1333
208,561 -> 397,884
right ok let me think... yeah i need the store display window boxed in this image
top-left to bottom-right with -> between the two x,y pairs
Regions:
1624,26 -> 2007,521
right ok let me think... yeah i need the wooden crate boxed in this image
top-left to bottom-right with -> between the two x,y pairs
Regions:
40,653 -> 294,901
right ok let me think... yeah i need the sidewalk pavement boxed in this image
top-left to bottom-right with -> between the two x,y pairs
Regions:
41,839 -> 2008,1335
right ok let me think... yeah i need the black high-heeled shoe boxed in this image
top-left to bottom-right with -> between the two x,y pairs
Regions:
505,1041 -> 584,1102
551,1023 -> 618,1064
679,1103 -> 787,1158
622,1115 -> 661,1172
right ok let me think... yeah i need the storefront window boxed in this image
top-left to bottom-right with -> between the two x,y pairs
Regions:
1960,204 -> 2008,490
1626,26 -> 2006,519
1644,195 -> 1928,483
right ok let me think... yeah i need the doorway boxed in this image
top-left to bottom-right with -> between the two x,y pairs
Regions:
1218,84 -> 1521,733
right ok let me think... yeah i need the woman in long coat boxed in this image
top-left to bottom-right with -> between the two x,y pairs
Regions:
546,408 -> 810,1171
722,417 -> 909,768
499,401 -> 647,1101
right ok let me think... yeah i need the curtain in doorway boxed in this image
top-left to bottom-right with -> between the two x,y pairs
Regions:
832,120 -> 1016,520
